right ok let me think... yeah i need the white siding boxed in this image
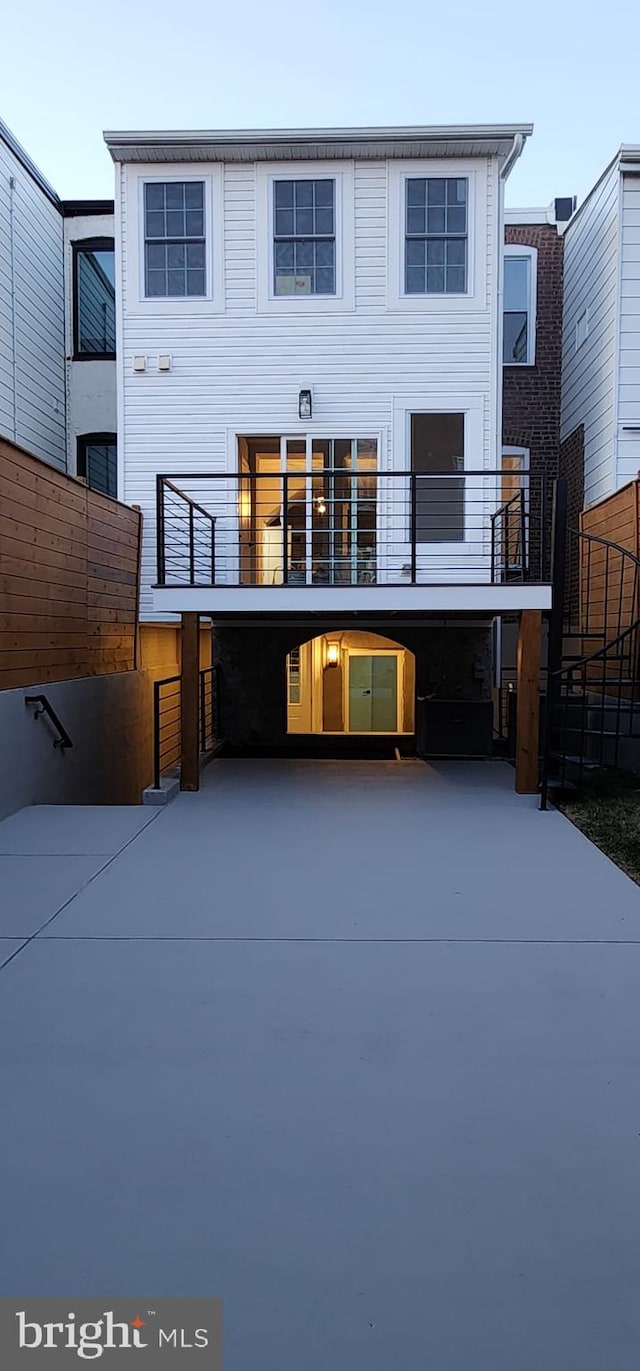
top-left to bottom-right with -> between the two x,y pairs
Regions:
617,173 -> 640,485
561,161 -> 620,505
0,136 -> 66,467
117,156 -> 502,616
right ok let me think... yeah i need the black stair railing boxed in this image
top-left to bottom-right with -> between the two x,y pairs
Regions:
541,480 -> 640,806
24,694 -> 73,751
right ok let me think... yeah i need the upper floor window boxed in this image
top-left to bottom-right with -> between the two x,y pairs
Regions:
273,179 -> 335,296
503,246 -> 537,365
144,181 -> 206,298
74,239 -> 115,357
77,434 -> 117,499
405,178 -> 468,294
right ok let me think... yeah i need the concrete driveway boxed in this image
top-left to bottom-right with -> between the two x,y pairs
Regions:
1,759 -> 640,1369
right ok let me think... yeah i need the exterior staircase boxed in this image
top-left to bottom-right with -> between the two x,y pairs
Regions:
541,490 -> 640,803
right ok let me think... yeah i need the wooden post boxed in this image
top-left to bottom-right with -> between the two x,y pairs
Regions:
180,611 -> 200,791
516,610 -> 542,794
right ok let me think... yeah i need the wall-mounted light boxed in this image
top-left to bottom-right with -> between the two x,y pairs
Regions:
315,495 -> 327,516
298,388 -> 312,420
326,642 -> 340,668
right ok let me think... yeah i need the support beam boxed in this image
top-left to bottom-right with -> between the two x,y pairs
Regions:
180,611 -> 200,791
516,609 -> 542,794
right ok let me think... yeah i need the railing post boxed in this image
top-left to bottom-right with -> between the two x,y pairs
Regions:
153,679 -> 161,789
211,518 -> 216,585
180,612 -> 200,791
200,669 -> 207,753
540,478 -> 568,809
410,474 -> 417,584
282,473 -> 289,585
548,478 -> 567,675
520,488 -> 527,580
156,475 -> 166,586
189,504 -> 195,585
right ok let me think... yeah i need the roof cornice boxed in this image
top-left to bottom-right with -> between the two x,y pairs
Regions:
104,123 -> 533,165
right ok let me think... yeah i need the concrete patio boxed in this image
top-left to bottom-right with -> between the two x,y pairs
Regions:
1,758 -> 640,1369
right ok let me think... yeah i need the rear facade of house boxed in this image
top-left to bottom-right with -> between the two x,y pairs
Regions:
107,123 -> 552,780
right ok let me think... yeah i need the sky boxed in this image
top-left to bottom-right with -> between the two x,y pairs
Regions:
2,0 -> 639,209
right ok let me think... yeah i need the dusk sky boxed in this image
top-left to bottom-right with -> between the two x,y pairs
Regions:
2,0 -> 639,208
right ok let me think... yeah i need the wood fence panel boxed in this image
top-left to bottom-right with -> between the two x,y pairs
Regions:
0,438 -> 142,690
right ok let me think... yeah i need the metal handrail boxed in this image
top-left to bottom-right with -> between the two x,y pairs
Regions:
540,493 -> 640,806
24,694 -> 73,751
156,469 -> 549,589
153,667 -> 219,789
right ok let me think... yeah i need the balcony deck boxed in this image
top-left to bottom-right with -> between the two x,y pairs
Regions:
153,470 -> 553,615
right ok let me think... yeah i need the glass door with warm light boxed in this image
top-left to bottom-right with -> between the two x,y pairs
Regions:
295,438 -> 377,586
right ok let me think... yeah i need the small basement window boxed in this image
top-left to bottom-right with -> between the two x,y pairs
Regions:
77,434 -> 117,498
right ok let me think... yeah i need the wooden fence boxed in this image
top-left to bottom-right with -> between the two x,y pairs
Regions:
0,438 -> 142,691
580,479 -> 640,643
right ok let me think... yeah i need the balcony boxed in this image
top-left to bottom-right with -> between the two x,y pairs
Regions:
153,470 -> 553,615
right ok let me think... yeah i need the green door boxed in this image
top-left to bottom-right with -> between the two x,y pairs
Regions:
348,655 -> 398,732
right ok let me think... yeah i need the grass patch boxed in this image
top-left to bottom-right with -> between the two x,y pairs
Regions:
557,771 -> 640,884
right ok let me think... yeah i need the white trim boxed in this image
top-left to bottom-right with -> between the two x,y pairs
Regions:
255,161 -> 355,314
124,163 -> 224,315
505,205 -> 556,226
387,160 -> 485,312
114,164 -> 126,501
152,584 -> 552,614
503,244 -> 537,366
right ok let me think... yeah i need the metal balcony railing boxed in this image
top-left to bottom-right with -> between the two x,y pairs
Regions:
155,470 -> 550,589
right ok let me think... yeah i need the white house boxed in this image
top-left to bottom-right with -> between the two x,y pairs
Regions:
105,122 -> 549,786
561,146 -> 640,508
0,116 -> 117,492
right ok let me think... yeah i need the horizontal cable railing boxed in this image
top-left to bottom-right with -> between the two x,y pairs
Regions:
155,471 -> 549,589
153,675 -> 181,789
153,667 -> 220,789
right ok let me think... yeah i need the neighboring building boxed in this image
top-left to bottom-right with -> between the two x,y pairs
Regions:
503,199 -> 571,527
497,199 -> 571,713
561,147 -> 640,512
106,122 -> 552,788
0,117 -> 66,467
0,116 -> 117,492
62,201 -> 117,496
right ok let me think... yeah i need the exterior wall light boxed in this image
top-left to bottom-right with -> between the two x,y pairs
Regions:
298,388 -> 312,420
326,642 -> 340,668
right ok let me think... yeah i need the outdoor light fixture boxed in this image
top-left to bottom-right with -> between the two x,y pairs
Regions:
298,388 -> 312,420
326,642 -> 340,668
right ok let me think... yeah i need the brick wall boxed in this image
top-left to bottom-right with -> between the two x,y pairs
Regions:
503,224 -> 564,574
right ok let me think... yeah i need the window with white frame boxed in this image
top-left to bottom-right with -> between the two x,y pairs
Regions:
273,179 -> 336,296
503,247 -> 536,365
405,178 -> 468,294
144,181 -> 206,298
